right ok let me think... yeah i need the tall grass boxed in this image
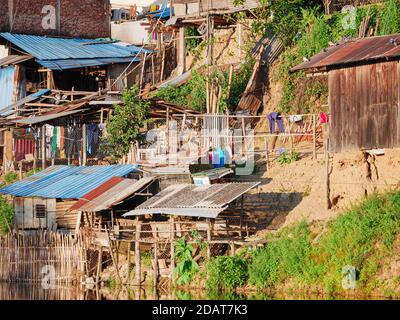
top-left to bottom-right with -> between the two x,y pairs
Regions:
247,191 -> 400,294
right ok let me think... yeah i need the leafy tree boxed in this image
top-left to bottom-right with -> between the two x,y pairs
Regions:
103,85 -> 150,158
247,0 -> 322,46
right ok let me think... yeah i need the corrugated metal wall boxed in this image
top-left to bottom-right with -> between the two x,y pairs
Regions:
329,61 -> 399,152
0,66 -> 15,113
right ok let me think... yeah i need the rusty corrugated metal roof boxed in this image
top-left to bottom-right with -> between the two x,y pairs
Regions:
69,176 -> 124,211
291,34 -> 400,72
70,177 -> 155,212
123,182 -> 260,218
0,55 -> 33,67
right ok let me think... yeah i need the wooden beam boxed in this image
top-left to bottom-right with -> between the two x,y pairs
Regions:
41,126 -> 46,169
82,124 -> 87,166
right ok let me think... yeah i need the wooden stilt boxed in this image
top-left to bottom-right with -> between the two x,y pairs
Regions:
240,195 -> 244,240
313,114 -> 317,160
170,217 -> 175,284
41,126 -> 46,169
153,242 -> 158,288
82,124 -> 87,166
207,218 -> 212,258
126,243 -> 132,285
135,218 -> 141,286
265,136 -> 270,170
33,126 -> 37,170
96,246 -> 103,284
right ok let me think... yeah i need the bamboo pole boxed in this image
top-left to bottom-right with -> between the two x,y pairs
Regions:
206,218 -> 212,258
82,124 -> 87,166
135,219 -> 141,286
96,247 -> 103,284
313,114 -> 317,160
170,217 -> 175,284
41,126 -> 46,169
153,242 -> 158,288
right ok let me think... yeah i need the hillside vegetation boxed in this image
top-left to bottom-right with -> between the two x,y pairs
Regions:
200,191 -> 400,297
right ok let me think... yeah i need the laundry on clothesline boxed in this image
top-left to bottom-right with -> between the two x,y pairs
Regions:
268,112 -> 285,134
288,115 -> 303,123
320,112 -> 329,124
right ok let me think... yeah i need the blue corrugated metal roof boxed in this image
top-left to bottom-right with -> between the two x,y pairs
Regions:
0,33 -> 151,70
0,165 -> 139,199
37,57 -> 140,71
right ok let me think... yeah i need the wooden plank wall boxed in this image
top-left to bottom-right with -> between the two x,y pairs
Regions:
329,61 -> 399,153
56,200 -> 78,231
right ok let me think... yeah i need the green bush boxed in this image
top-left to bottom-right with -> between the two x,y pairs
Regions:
0,195 -> 14,235
206,256 -> 248,291
174,238 -> 199,286
248,221 -> 315,288
277,150 -> 299,165
3,172 -> 18,186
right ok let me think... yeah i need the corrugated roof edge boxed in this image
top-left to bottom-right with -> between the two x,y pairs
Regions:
290,34 -> 400,73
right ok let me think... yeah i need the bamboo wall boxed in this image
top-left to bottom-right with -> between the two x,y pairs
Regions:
0,231 -> 87,284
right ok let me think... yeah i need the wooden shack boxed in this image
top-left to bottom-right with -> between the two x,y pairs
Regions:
291,34 -> 400,153
0,164 -> 138,233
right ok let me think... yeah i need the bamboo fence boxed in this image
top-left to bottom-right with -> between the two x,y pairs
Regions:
0,231 -> 88,285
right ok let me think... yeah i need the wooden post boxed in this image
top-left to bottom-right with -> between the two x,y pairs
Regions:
170,217 -> 175,284
241,117 -> 247,157
82,124 -> 87,166
96,247 -> 103,284
312,114 -> 317,160
153,242 -> 158,288
111,208 -> 115,229
18,162 -> 22,180
160,47 -> 166,82
166,106 -> 170,155
41,126 -> 46,169
33,126 -> 37,171
139,52 -> 147,93
47,70 -> 53,89
151,55 -> 155,85
240,195 -> 244,240
226,64 -> 234,102
106,229 -> 123,285
126,243 -> 131,285
230,242 -> 235,256
265,136 -> 270,170
177,27 -> 186,75
325,138 -> 331,210
207,218 -> 212,258
135,219 -> 141,286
